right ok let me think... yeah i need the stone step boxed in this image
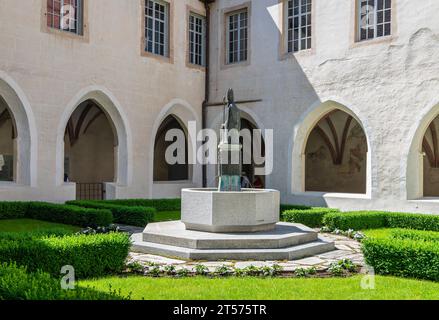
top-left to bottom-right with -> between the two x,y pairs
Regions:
142,221 -> 318,250
131,235 -> 336,261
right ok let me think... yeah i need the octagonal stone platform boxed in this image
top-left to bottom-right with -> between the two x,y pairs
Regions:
182,188 -> 280,233
131,221 -> 336,261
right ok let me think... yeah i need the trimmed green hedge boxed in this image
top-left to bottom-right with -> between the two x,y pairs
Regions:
0,232 -> 130,279
323,211 -> 439,232
73,199 -> 182,212
362,237 -> 439,281
283,208 -> 340,228
280,204 -> 312,214
0,202 -> 113,228
26,202 -> 113,228
0,263 -> 128,300
67,201 -> 156,227
323,211 -> 388,231
0,202 -> 28,220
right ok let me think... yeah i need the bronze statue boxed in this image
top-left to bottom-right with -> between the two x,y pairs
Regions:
225,88 -> 241,138
218,89 -> 242,191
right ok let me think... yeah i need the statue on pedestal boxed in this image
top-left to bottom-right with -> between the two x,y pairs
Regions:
218,89 -> 242,191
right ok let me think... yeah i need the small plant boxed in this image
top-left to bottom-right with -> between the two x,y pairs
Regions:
261,264 -> 283,277
126,261 -> 143,273
234,268 -> 246,277
294,267 -> 316,278
328,263 -> 344,276
338,259 -> 357,272
194,264 -> 209,276
176,267 -> 190,278
163,265 -> 176,276
215,265 -> 232,277
353,231 -> 366,241
146,265 -> 161,277
242,265 -> 262,277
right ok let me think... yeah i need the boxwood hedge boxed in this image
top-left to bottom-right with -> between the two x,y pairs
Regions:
66,200 -> 156,227
323,211 -> 439,231
0,201 -> 113,228
70,198 -> 181,212
282,208 -> 340,228
0,232 -> 131,279
0,263 -> 128,300
362,237 -> 439,281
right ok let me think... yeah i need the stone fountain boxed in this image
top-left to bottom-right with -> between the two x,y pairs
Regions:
132,89 -> 335,261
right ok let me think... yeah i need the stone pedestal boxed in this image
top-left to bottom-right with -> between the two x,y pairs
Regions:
218,143 -> 242,192
181,188 -> 280,233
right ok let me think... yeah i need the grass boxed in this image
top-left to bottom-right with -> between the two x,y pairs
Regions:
362,228 -> 393,239
80,275 -> 439,300
0,219 -> 80,233
153,211 -> 181,222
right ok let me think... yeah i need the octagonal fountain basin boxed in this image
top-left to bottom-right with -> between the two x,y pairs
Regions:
181,188 -> 280,233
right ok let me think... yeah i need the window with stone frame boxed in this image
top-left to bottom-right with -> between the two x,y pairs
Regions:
145,0 -> 170,57
287,0 -> 312,53
358,0 -> 392,41
226,9 -> 248,64
189,13 -> 206,67
46,0 -> 84,35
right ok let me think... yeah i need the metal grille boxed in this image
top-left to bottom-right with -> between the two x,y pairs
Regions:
227,10 -> 248,64
145,0 -> 169,57
359,0 -> 391,41
189,14 -> 206,66
76,183 -> 105,201
287,0 -> 312,53
46,0 -> 83,35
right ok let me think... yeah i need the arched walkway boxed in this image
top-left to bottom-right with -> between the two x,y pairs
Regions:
0,73 -> 37,186
153,114 -> 189,182
291,101 -> 371,195
57,87 -> 131,196
63,100 -> 117,199
149,99 -> 201,198
406,102 -> 439,199
0,97 -> 16,182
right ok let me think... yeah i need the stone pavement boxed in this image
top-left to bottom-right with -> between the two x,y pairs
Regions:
127,232 -> 365,273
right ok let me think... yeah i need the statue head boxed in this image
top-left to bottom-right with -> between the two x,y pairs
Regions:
227,88 -> 234,105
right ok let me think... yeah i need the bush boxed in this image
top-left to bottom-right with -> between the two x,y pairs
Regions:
323,211 -> 388,231
386,213 -> 439,231
26,202 -> 113,228
69,199 -> 181,212
0,202 -> 29,220
67,201 -> 156,227
283,208 -> 340,228
280,204 -> 312,214
362,237 -> 439,281
0,229 -> 72,241
323,211 -> 439,232
0,232 -> 130,279
0,263 -> 128,300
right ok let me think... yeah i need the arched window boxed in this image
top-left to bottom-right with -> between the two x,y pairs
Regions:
154,115 -> 189,182
0,96 -> 16,182
304,109 -> 367,194
240,118 -> 265,188
64,100 -> 117,199
422,115 -> 439,197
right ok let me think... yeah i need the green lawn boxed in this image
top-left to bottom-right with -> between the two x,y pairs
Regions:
362,228 -> 393,238
0,219 -> 80,233
153,211 -> 181,222
81,275 -> 439,300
